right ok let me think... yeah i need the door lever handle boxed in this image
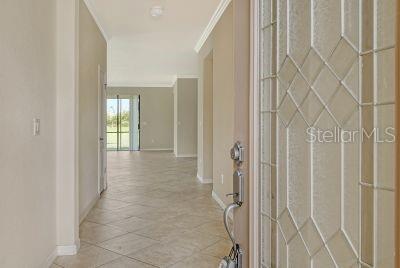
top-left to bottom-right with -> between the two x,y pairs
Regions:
226,192 -> 239,197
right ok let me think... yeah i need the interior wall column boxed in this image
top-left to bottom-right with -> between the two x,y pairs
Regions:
55,0 -> 80,255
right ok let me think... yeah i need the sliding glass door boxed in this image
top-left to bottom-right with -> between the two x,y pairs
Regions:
107,95 -> 140,151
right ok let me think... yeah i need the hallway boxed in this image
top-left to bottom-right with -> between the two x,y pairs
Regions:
53,152 -> 230,268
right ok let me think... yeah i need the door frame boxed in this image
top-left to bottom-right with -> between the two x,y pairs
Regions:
138,95 -> 141,150
232,0 -> 251,267
98,65 -> 107,194
106,95 -> 140,151
249,0 -> 260,267
395,1 -> 400,266
129,95 -> 141,151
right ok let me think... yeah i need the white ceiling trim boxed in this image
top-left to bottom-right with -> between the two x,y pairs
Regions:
107,82 -> 175,88
175,75 -> 199,79
173,74 -> 199,85
83,0 -> 109,41
194,0 -> 232,53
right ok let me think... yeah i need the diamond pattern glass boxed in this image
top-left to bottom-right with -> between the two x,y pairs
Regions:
278,209 -> 297,242
328,86 -> 358,127
313,66 -> 340,104
328,39 -> 357,80
299,90 -> 324,126
288,73 -> 309,106
312,248 -> 336,267
258,0 -> 395,266
288,234 -> 310,267
278,94 -> 297,126
327,231 -> 357,267
300,219 -> 324,256
343,59 -> 360,103
278,57 -> 297,89
300,48 -> 323,85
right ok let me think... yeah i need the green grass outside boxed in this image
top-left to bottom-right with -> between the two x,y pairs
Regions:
107,125 -> 130,150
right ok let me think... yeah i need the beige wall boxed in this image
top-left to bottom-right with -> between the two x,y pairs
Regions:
197,51 -> 214,182
197,34 -> 214,182
202,54 -> 214,181
174,78 -> 198,157
107,87 -> 174,150
78,1 -> 107,219
0,0 -> 57,266
56,0 -> 80,253
198,3 -> 234,205
211,4 -> 234,206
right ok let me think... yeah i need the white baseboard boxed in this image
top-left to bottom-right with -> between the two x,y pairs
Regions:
57,240 -> 80,256
212,191 -> 233,220
212,190 -> 227,210
43,248 -> 58,268
197,173 -> 213,184
44,240 -> 80,266
80,194 -> 100,224
141,148 -> 173,151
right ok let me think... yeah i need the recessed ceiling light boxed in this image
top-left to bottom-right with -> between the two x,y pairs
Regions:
150,6 -> 163,18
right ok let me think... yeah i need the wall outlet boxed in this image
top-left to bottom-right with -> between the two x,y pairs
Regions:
221,174 -> 224,184
151,139 -> 155,143
33,118 -> 40,136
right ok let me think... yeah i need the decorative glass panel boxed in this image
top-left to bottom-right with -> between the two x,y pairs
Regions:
258,0 -> 396,266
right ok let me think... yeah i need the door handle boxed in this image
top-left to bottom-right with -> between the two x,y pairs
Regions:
219,142 -> 245,268
224,203 -> 240,246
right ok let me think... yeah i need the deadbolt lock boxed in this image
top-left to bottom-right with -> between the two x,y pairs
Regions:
230,142 -> 244,164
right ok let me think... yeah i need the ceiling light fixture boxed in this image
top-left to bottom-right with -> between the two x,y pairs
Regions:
150,6 -> 164,18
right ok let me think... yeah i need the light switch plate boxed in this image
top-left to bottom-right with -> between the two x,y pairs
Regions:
33,118 -> 40,136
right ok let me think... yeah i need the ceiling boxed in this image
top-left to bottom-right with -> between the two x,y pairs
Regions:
85,0 -> 220,87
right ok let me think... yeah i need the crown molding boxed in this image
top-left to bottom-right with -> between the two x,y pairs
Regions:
194,0 -> 232,53
108,75 -> 199,89
83,0 -> 109,41
107,82 -> 175,88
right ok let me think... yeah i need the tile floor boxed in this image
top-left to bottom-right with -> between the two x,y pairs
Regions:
53,151 -> 231,268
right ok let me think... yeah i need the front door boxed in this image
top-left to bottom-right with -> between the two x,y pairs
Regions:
228,1 -> 252,267
254,0 -> 396,267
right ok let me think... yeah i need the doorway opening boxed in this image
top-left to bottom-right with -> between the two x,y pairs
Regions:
106,95 -> 140,151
